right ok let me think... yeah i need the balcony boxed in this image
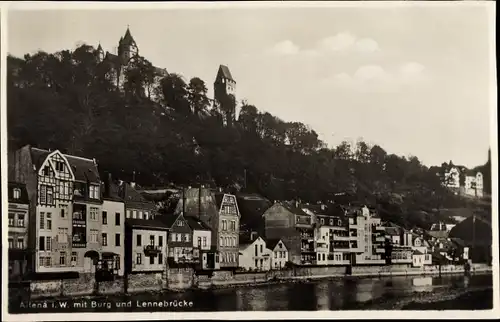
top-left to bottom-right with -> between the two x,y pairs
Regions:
373,236 -> 385,242
301,248 -> 315,253
144,245 -> 162,256
333,235 -> 351,241
375,247 -> 386,254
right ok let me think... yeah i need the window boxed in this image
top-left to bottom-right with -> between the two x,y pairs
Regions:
17,237 -> 24,249
231,220 -> 236,231
8,238 -> 14,248
138,211 -> 143,220
60,252 -> 66,265
40,213 -> 45,229
115,213 -> 120,226
137,235 -> 142,246
176,234 -> 181,242
255,244 -> 258,256
158,254 -> 163,265
58,228 -> 69,243
8,213 -> 14,226
150,235 -> 155,246
55,161 -> 64,172
13,188 -> 21,199
149,256 -> 155,265
275,251 -> 278,258
71,252 -> 77,266
90,207 -> 99,221
144,212 -> 149,220
203,237 -> 207,247
220,237 -> 224,247
46,237 -> 51,251
39,236 -> 45,251
47,187 -> 54,205
90,229 -> 98,243
260,244 -> 263,253
102,233 -> 108,246
60,205 -> 66,218
185,234 -> 190,242
115,234 -> 121,247
102,211 -> 107,224
159,236 -> 163,247
171,233 -> 176,242
136,253 -> 142,265
197,237 -> 202,247
40,185 -> 47,204
132,211 -> 137,219
126,210 -> 131,219
46,213 -> 52,230
89,185 -> 100,199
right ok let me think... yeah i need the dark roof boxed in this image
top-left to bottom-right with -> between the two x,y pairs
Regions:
104,52 -> 122,66
185,216 -> 211,231
413,250 -> 424,255
218,65 -> 234,81
449,237 -> 466,247
96,43 -> 103,51
125,218 -> 168,230
120,27 -> 136,46
8,182 -> 29,204
156,213 -> 182,228
30,147 -> 100,183
385,227 -> 401,236
120,183 -> 156,211
280,201 -> 309,216
266,238 -> 288,250
213,192 -> 224,210
103,181 -> 123,202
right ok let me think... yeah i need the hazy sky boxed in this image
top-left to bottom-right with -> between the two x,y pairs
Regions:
7,4 -> 495,168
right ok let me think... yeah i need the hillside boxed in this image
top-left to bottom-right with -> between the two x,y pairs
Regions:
6,44 -> 489,230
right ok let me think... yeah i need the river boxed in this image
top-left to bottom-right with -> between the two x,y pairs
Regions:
9,273 -> 493,313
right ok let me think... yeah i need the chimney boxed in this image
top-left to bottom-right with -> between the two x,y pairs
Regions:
130,182 -> 136,189
219,187 -> 223,193
250,231 -> 258,241
104,172 -> 112,198
131,171 -> 136,188
321,204 -> 326,211
295,200 -> 299,208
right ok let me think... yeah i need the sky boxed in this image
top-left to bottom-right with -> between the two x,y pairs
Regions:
7,4 -> 495,168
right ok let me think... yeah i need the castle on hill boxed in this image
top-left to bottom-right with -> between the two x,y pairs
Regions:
95,26 -> 240,125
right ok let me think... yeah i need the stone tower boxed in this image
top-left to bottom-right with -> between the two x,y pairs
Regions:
95,43 -> 105,63
214,64 -> 239,126
118,26 -> 139,64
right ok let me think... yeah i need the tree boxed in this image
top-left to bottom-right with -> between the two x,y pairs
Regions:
187,77 -> 210,117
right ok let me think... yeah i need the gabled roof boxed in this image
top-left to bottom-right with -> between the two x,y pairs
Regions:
8,182 -> 29,204
185,216 -> 211,231
266,238 -> 288,250
156,213 -> 185,229
30,147 -> 100,183
125,218 -> 168,230
218,64 -> 234,82
280,201 -> 309,216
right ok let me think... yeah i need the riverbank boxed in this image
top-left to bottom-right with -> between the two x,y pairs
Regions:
351,285 -> 493,310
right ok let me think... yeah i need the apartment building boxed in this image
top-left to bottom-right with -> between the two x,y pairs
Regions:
263,201 -> 316,265
177,187 -> 240,269
9,145 -> 103,275
101,175 -> 125,276
124,219 -> 168,273
8,182 -> 30,280
160,213 -> 194,264
185,216 -> 213,269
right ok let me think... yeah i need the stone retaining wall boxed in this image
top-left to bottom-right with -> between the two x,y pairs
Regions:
127,273 -> 163,294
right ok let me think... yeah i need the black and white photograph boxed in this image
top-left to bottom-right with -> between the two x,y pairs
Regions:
1,1 -> 498,320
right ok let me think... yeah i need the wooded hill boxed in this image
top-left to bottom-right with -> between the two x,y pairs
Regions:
7,44 -> 491,230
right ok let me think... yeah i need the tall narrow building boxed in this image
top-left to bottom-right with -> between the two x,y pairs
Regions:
214,64 -> 239,126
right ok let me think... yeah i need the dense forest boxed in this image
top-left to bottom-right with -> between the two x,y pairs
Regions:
6,44 -> 491,229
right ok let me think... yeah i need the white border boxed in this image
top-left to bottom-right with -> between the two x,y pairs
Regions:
1,1 -> 498,321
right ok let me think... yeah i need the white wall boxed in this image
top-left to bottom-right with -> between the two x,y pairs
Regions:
102,200 -> 125,276
238,238 -> 271,271
192,230 -> 211,251
132,229 -> 167,272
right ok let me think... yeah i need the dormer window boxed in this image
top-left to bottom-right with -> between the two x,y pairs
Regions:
89,184 -> 100,199
42,165 -> 53,176
13,188 -> 21,199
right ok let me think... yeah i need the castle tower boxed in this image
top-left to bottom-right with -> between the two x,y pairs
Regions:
95,43 -> 105,63
214,64 -> 239,126
118,26 -> 139,64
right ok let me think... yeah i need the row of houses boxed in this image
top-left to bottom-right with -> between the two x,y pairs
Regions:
7,145 -> 241,281
7,145 -> 472,281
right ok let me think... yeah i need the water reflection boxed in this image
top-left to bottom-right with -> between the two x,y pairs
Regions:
122,273 -> 492,311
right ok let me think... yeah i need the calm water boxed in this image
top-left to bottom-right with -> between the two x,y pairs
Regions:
10,273 -> 492,313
